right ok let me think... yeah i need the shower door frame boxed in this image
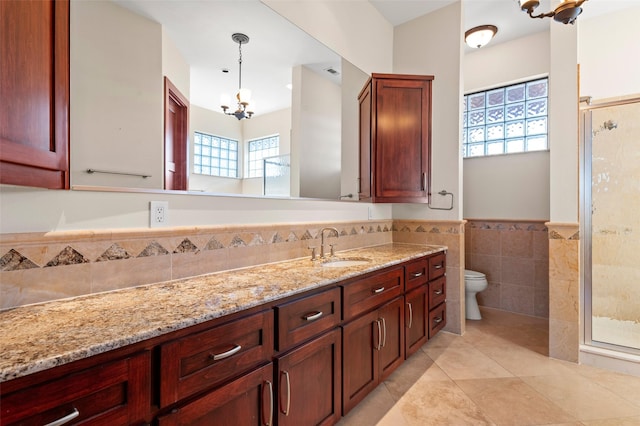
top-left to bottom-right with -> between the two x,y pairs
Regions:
580,95 -> 640,356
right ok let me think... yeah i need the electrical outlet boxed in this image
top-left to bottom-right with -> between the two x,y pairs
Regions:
367,206 -> 373,220
150,201 -> 169,227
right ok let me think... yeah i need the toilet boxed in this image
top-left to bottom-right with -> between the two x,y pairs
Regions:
465,269 -> 488,320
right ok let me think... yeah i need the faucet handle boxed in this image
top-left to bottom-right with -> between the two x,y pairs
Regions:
309,246 -> 318,261
329,244 -> 336,257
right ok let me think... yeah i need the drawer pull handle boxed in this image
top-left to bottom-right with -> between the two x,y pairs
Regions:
434,317 -> 443,324
434,289 -> 444,296
434,264 -> 444,269
209,344 -> 242,361
45,408 -> 79,426
373,286 -> 385,294
375,320 -> 382,351
303,311 -> 323,321
263,380 -> 274,426
280,370 -> 291,416
381,317 -> 387,348
407,302 -> 413,329
411,271 -> 424,278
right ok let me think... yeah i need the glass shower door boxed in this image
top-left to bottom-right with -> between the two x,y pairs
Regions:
586,99 -> 640,352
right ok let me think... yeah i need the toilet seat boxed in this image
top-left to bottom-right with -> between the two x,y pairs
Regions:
464,269 -> 486,280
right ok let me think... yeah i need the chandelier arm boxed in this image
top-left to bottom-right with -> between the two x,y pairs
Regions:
527,9 -> 556,19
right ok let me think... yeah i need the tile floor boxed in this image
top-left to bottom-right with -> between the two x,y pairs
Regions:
338,307 -> 640,426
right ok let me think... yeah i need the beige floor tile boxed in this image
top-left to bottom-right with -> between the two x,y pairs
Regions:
581,417 -> 640,425
424,342 -> 514,380
384,350 -> 450,400
338,383 -> 397,426
376,404 -> 410,426
395,380 -> 496,425
522,373 -> 640,420
570,366 -> 640,408
455,377 -> 577,425
474,343 -> 576,377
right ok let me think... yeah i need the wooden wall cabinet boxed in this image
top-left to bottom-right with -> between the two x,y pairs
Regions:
0,0 -> 70,189
358,73 -> 434,203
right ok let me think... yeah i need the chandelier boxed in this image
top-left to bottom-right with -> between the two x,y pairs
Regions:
518,0 -> 588,25
221,33 -> 254,120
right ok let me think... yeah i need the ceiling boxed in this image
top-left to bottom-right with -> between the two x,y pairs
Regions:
112,0 -> 635,115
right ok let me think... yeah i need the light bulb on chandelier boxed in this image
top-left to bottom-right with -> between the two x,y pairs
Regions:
221,33 -> 254,120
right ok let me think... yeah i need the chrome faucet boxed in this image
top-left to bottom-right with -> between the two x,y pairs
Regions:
320,227 -> 339,259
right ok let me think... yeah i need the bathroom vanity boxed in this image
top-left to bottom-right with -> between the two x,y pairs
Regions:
0,244 -> 446,425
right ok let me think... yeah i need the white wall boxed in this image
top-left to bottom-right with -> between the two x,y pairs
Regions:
162,29 -> 190,100
297,67 -> 342,199
391,2 -> 464,221
262,0 -> 393,76
579,6 -> 640,101
463,31 -> 551,220
464,151 -> 550,220
70,0 -> 163,189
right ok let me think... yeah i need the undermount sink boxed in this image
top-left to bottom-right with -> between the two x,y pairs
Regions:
321,257 -> 371,268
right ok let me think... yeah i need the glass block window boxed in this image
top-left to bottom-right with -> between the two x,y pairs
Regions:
247,135 -> 280,178
463,78 -> 548,158
193,131 -> 238,177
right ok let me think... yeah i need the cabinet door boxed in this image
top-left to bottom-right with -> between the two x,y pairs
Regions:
341,309 -> 380,414
405,285 -> 429,358
276,329 -> 341,426
1,352 -> 151,426
0,0 -> 69,189
158,363 -> 274,426
374,77 -> 431,202
378,296 -> 405,381
358,80 -> 372,201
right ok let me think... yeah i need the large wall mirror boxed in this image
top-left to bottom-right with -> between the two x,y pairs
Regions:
70,0 -> 368,200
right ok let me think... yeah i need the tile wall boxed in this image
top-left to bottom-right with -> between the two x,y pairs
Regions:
546,222 -> 580,362
0,221 -> 393,310
464,220 -> 549,318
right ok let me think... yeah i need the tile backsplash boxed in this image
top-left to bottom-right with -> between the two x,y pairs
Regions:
465,220 -> 549,318
1,221 -> 393,309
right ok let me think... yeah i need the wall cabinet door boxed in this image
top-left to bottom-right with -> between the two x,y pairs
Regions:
0,0 -> 69,189
276,329 -> 341,426
158,363 -> 274,426
358,73 -> 433,203
405,285 -> 429,358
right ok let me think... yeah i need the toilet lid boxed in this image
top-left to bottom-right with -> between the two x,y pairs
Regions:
465,269 -> 486,279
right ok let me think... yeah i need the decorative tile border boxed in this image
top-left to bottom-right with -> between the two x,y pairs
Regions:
0,221 -> 392,272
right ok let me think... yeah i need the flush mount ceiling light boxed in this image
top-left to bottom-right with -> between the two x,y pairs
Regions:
464,25 -> 498,49
220,33 -> 254,120
519,0 -> 588,25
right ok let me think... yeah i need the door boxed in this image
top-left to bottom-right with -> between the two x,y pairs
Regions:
378,296 -> 404,381
584,99 -> 640,353
0,0 -> 69,189
276,329 -> 341,426
405,285 -> 428,358
164,77 -> 189,191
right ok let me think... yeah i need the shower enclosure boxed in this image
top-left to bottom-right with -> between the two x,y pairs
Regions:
582,96 -> 640,355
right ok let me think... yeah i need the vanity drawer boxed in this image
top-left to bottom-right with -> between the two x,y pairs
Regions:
275,286 -> 341,351
428,302 -> 446,338
160,309 -> 274,407
404,257 -> 429,292
428,252 -> 446,280
1,352 -> 150,426
429,276 -> 446,310
342,267 -> 403,321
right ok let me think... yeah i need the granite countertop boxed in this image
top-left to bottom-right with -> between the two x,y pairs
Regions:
0,243 -> 445,383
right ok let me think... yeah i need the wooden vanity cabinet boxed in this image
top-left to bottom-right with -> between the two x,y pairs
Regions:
0,352 -> 151,426
274,287 -> 342,426
428,252 -> 447,337
358,73 -> 434,203
341,268 -> 405,414
404,257 -> 430,358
